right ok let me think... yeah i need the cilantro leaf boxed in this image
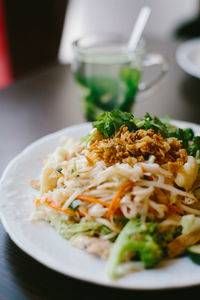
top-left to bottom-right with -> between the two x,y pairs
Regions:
93,110 -> 137,138
161,115 -> 171,124
92,110 -> 200,159
71,162 -> 77,174
168,128 -> 194,149
135,113 -> 169,137
143,113 -> 169,137
188,136 -> 200,156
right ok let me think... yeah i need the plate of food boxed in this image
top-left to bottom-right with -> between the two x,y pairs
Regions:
1,110 -> 200,290
176,38 -> 200,79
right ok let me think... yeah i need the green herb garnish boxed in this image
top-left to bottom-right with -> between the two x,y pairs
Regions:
168,127 -> 194,149
81,131 -> 96,147
71,162 -> 77,174
92,110 -> 200,159
144,113 -> 169,137
93,110 -> 137,138
188,136 -> 200,156
161,115 -> 171,124
56,168 -> 63,174
69,199 -> 81,211
100,225 -> 112,235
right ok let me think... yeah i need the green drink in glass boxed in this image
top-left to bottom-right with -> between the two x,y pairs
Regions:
72,35 -> 167,121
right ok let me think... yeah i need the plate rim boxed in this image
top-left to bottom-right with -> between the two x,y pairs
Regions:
1,119 -> 200,290
176,37 -> 200,79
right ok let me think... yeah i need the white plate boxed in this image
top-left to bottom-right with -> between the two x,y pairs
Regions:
1,120 -> 200,290
176,38 -> 200,79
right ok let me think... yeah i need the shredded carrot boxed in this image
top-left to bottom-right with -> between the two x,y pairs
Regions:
36,198 -> 83,216
164,203 -> 183,214
35,198 -> 41,205
45,198 -> 78,216
159,201 -> 183,214
141,166 -> 146,172
107,181 -> 134,220
79,209 -> 88,216
76,195 -> 109,207
56,173 -> 64,179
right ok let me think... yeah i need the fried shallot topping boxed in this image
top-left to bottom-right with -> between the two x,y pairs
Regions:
87,126 -> 187,171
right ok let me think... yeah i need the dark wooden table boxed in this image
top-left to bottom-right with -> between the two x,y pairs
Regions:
0,39 -> 200,299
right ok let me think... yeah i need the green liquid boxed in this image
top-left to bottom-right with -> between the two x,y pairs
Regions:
74,61 -> 141,121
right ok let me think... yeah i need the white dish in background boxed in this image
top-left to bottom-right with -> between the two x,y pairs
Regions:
176,38 -> 200,79
1,120 -> 200,290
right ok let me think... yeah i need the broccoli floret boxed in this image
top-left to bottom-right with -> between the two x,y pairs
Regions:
106,218 -> 163,278
138,235 -> 163,269
155,226 -> 181,253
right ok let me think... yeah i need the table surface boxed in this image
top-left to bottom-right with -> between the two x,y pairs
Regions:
0,38 -> 200,299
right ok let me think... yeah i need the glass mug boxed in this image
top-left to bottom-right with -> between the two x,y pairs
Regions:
72,34 -> 168,121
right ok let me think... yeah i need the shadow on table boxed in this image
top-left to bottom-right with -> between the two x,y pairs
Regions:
4,235 -> 200,300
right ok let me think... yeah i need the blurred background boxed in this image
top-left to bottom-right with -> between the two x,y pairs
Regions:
0,0 -> 200,89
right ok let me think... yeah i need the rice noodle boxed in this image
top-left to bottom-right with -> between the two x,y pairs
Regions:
158,217 -> 181,229
179,203 -> 200,216
36,136 -> 200,237
149,200 -> 167,219
138,180 -> 196,200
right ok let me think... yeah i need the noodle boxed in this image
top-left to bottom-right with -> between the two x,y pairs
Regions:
31,121 -> 200,278
36,135 -> 199,226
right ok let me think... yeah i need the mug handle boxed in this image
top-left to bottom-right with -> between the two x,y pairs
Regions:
138,53 -> 168,92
